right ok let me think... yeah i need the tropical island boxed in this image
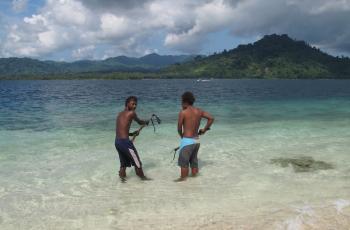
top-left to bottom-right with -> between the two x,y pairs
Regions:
1,34 -> 349,80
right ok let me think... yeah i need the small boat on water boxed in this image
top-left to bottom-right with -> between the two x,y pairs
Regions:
196,78 -> 212,82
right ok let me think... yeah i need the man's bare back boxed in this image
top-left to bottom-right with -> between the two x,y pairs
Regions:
176,92 -> 214,182
179,107 -> 202,137
178,106 -> 213,138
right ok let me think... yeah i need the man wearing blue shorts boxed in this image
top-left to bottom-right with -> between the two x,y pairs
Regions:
176,92 -> 214,182
115,96 -> 150,181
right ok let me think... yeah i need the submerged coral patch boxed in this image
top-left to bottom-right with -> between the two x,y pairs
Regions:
271,156 -> 334,172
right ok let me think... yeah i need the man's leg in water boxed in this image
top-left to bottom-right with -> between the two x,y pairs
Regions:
191,167 -> 198,177
135,167 -> 151,180
174,167 -> 189,182
181,167 -> 189,178
190,144 -> 200,177
119,167 -> 127,182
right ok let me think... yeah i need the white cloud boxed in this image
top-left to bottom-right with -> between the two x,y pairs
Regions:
164,0 -> 235,52
99,13 -> 131,39
1,0 -> 350,59
47,0 -> 88,26
2,0 -> 95,58
38,30 -> 58,48
72,45 -> 96,59
24,14 -> 47,26
147,0 -> 196,30
8,26 -> 21,43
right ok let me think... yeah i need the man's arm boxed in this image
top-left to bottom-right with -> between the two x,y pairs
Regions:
177,111 -> 184,138
133,112 -> 149,126
198,110 -> 214,135
127,112 -> 148,137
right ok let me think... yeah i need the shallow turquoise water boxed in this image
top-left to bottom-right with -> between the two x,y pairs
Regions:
1,79 -> 350,229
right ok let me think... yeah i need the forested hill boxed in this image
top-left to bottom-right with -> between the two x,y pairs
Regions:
1,34 -> 350,79
0,53 -> 193,76
164,34 -> 350,79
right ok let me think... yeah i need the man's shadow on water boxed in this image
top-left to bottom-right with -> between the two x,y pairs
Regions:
143,159 -> 213,168
142,161 -> 157,169
198,159 -> 214,168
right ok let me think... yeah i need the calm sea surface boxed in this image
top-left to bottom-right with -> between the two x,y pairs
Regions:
1,79 -> 350,229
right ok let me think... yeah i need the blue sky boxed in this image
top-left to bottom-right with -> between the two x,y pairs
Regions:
1,0 -> 349,61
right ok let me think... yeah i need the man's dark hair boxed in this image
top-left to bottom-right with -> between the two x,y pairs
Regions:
125,96 -> 137,106
182,91 -> 195,105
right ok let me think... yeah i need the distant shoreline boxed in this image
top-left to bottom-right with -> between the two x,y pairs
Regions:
1,71 -> 349,80
1,76 -> 349,80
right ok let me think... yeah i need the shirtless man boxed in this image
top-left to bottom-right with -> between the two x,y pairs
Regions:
176,92 -> 214,181
115,96 -> 150,181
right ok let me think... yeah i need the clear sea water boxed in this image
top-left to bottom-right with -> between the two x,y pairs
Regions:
0,79 -> 350,229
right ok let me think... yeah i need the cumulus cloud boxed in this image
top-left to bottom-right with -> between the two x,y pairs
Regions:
1,0 -> 350,59
81,0 -> 153,11
2,0 -> 96,58
164,0 -> 235,52
99,13 -> 134,40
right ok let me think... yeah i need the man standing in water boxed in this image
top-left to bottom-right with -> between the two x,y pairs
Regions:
115,96 -> 150,182
176,92 -> 214,182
